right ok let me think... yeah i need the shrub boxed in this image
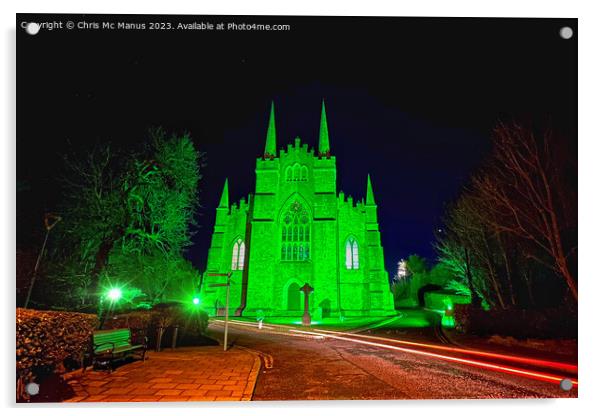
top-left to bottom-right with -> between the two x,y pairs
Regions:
424,290 -> 470,311
103,309 -> 154,330
16,308 -> 98,396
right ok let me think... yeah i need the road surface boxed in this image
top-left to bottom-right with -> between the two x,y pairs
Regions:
207,319 -> 577,400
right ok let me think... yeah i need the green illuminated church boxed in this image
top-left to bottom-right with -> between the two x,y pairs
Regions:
200,102 -> 395,318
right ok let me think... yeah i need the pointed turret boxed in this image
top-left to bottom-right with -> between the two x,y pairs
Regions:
366,174 -> 376,205
264,101 -> 277,157
318,100 -> 330,156
218,178 -> 229,208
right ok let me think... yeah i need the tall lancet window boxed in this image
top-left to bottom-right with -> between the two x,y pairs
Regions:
281,201 -> 310,261
231,238 -> 245,270
345,237 -> 360,270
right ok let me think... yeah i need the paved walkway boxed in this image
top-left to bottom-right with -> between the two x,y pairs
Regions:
63,346 -> 261,402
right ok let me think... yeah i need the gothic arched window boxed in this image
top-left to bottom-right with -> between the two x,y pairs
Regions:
281,201 -> 310,261
301,165 -> 308,181
345,237 -> 360,270
286,163 -> 308,182
231,238 -> 245,270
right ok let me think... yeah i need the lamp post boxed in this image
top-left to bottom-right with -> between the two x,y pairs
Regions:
207,272 -> 232,351
24,213 -> 61,308
98,287 -> 122,329
106,287 -> 122,319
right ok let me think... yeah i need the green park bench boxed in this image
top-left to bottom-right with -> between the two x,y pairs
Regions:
91,328 -> 147,371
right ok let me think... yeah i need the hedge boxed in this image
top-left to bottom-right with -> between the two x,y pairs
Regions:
16,308 -> 98,390
103,302 -> 209,347
454,304 -> 577,339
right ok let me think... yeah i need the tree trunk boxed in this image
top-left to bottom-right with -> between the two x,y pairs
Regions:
522,266 -> 535,306
90,238 -> 116,296
464,248 -> 480,307
496,233 -> 517,307
558,258 -> 578,300
482,231 -> 506,309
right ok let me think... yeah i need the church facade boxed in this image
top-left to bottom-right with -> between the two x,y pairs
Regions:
200,102 -> 395,318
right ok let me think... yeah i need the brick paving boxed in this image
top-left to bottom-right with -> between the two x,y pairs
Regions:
63,346 -> 261,402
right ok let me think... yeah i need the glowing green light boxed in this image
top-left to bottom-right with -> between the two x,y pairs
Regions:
107,288 -> 122,301
292,320 -> 320,325
441,315 -> 455,328
192,296 -> 200,305
442,305 -> 455,328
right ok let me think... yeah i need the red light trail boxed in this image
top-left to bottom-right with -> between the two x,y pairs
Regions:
313,328 -> 577,373
212,319 -> 577,387
290,329 -> 578,386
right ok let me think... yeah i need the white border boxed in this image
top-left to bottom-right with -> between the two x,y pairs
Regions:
2,1 -> 601,415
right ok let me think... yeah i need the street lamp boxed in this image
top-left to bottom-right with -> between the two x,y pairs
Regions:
107,288 -> 122,302
23,213 -> 61,308
207,272 -> 232,351
98,286 -> 123,330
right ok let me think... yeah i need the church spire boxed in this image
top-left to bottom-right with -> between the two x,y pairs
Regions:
218,178 -> 229,208
264,101 -> 277,158
366,174 -> 376,205
318,99 -> 330,156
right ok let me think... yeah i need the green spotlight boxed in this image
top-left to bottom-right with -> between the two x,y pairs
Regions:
107,288 -> 122,302
442,315 -> 455,328
192,296 -> 200,305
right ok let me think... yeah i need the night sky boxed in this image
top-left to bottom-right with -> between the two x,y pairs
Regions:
17,14 -> 577,277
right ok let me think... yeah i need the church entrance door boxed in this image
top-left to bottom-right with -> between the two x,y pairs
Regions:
287,282 -> 301,310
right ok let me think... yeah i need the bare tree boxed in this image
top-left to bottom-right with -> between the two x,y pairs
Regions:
473,122 -> 577,300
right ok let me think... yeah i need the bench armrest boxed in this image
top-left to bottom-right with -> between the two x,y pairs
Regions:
129,328 -> 149,350
132,336 -> 149,351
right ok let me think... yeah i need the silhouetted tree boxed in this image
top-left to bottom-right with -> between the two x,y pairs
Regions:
43,128 -> 202,309
437,120 -> 577,311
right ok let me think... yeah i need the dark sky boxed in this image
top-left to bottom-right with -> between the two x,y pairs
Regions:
17,14 -> 577,277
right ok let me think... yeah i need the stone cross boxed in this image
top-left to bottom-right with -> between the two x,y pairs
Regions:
300,283 -> 314,326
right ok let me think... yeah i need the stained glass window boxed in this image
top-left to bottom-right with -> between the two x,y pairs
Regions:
231,238 -> 245,270
345,237 -> 360,269
281,201 -> 310,261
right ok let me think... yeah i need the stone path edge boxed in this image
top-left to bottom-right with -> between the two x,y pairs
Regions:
235,346 -> 263,401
